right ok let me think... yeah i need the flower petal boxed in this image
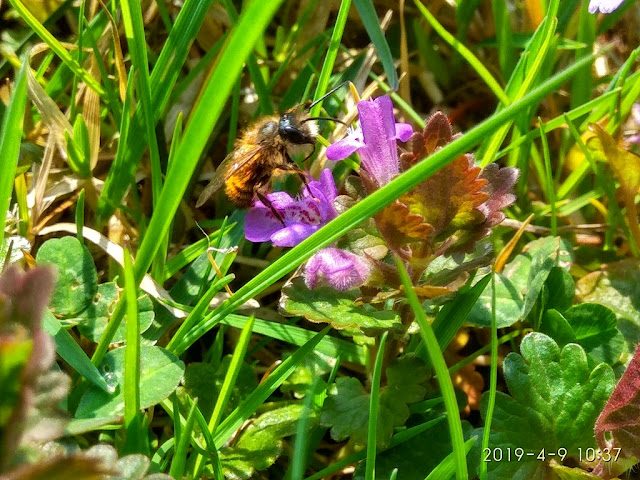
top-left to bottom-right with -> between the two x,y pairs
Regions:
395,122 -> 414,142
244,207 -> 284,242
588,0 -> 624,13
271,223 -> 318,247
326,132 -> 364,160
356,97 -> 401,187
304,248 -> 371,290
253,191 -> 295,210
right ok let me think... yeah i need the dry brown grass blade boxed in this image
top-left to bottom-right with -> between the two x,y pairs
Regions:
97,0 -> 127,101
30,134 -> 56,226
494,213 -> 534,273
26,46 -> 73,156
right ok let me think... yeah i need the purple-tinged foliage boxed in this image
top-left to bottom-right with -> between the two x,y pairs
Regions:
305,248 -> 371,291
0,265 -> 69,470
477,163 -> 519,227
327,96 -> 413,189
244,169 -> 338,247
594,344 -> 640,475
377,111 -> 520,264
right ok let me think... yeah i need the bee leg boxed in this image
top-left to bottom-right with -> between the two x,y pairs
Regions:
255,190 -> 286,226
282,154 -> 315,199
302,142 -> 317,165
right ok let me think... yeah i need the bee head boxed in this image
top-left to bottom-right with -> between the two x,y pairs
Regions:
278,112 -> 317,146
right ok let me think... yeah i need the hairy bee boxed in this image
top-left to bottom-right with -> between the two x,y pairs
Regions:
195,107 -> 319,209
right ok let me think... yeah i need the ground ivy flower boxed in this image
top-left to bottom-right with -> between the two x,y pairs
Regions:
305,248 -> 371,291
588,0 -> 624,13
326,95 -> 413,189
244,169 -> 337,247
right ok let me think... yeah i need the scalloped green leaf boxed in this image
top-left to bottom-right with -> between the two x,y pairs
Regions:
75,345 -> 184,418
220,403 -> 318,480
321,355 -> 429,448
281,277 -> 402,335
35,236 -> 98,317
74,282 -> 155,343
467,273 -> 523,328
471,332 -> 615,479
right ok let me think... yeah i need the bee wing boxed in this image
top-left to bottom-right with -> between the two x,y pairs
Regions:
195,145 -> 263,207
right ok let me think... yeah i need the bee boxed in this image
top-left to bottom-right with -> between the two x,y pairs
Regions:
195,84 -> 349,215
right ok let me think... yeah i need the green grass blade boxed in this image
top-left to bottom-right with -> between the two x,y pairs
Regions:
213,327 -> 329,447
42,311 -> 109,393
479,272 -> 499,480
395,257 -> 467,480
170,397 -> 198,479
365,332 -> 387,480
539,118 -> 557,236
210,315 -> 255,433
415,0 -> 509,105
425,438 -> 476,480
478,0 -> 560,166
169,49 -> 601,356
353,0 -> 398,90
416,274 -> 491,369
570,1 -> 595,110
219,314 -> 366,364
120,0 -> 163,206
491,0 -> 515,78
0,60 -> 27,248
310,0 -> 352,117
305,416 -> 445,480
192,315 -> 255,478
95,0 -> 218,223
8,0 -> 105,97
123,247 -> 144,454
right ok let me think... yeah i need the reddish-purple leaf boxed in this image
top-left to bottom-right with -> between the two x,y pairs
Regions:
594,344 -> 640,461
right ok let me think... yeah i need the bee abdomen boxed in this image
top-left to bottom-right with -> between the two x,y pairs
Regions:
225,174 -> 254,207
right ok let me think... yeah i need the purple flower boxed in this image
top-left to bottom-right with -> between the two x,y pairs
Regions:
244,169 -> 337,247
588,0 -> 624,13
326,96 -> 413,188
305,248 -> 371,290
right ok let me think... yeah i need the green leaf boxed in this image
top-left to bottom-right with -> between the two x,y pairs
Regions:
546,304 -> 624,366
576,258 -> 640,347
354,419 -> 475,480
281,351 -> 334,398
472,332 -> 615,479
74,282 -> 155,343
180,357 -> 257,420
322,355 -> 429,448
220,403 -> 318,480
36,236 -> 98,317
75,345 -> 184,418
539,309 -> 576,346
281,277 -> 402,335
467,273 -> 523,328
544,266 -> 575,312
522,237 -> 573,320
353,0 -> 398,90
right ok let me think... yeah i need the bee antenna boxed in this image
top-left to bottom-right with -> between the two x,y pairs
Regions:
302,116 -> 348,127
309,81 -> 352,109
